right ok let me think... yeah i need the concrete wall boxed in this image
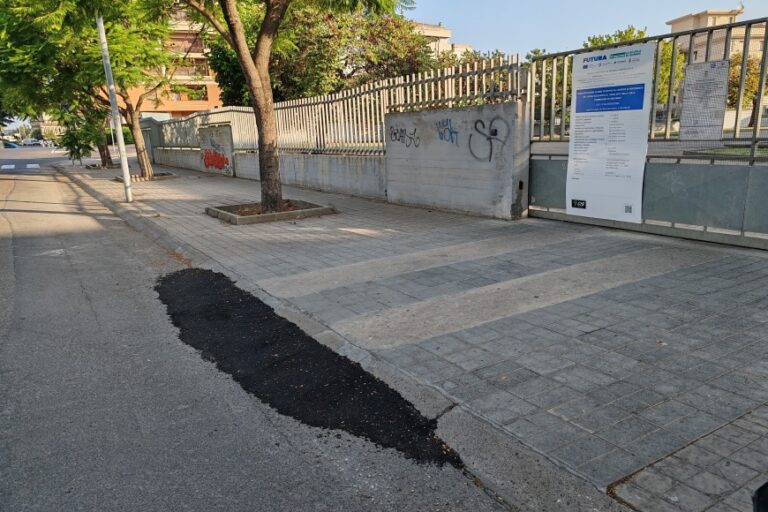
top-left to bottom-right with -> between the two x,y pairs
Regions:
199,125 -> 234,176
233,152 -> 386,199
530,157 -> 768,249
154,147 -> 203,171
385,102 -> 529,219
156,148 -> 387,199
279,153 -> 386,199
150,102 -> 531,218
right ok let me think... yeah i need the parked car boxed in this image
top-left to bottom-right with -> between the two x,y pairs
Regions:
2,141 -> 19,148
21,138 -> 43,147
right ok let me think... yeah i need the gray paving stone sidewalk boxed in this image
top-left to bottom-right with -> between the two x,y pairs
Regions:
614,405 -> 768,512
63,165 -> 768,511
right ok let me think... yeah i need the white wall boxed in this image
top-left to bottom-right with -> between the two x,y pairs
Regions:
233,152 -> 386,199
154,147 -> 203,171
385,103 -> 529,219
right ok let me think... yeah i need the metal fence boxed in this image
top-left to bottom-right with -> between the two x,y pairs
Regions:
275,54 -> 524,155
530,17 -> 768,161
157,106 -> 258,150
149,54 -> 525,155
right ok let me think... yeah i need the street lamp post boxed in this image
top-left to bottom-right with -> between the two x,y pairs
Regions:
96,14 -> 132,203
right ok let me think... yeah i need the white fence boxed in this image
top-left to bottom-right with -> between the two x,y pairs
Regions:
145,54 -> 526,155
157,107 -> 258,150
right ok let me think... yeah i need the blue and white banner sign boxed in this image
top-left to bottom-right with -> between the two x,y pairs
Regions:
566,42 -> 656,223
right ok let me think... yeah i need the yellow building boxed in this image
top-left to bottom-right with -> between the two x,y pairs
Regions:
413,21 -> 473,58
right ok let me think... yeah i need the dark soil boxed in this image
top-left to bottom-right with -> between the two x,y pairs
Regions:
219,200 -> 311,216
155,268 -> 462,467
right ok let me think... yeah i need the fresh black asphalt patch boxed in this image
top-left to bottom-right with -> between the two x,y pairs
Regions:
155,268 -> 462,467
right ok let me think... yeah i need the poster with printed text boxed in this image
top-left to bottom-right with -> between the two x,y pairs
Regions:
566,42 -> 656,223
679,60 -> 730,141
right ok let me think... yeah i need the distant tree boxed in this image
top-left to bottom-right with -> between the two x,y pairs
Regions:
341,12 -> 433,87
0,99 -> 12,127
17,124 -> 30,140
728,53 -> 761,108
583,25 -> 647,48
525,48 -> 547,62
436,49 -> 508,69
656,40 -> 685,105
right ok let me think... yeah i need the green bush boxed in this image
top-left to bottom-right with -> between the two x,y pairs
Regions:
104,126 -> 134,145
60,123 -> 98,165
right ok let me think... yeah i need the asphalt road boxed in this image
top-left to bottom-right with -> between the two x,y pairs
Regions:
0,166 -> 508,511
0,146 -> 70,171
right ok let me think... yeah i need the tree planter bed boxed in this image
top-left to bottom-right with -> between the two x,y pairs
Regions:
205,200 -> 336,225
114,172 -> 177,183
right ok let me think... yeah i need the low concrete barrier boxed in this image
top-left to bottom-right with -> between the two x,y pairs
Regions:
233,152 -> 386,199
154,147 -> 387,200
154,147 -> 203,172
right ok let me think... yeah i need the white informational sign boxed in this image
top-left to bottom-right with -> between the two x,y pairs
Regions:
679,60 -> 730,140
566,42 -> 656,223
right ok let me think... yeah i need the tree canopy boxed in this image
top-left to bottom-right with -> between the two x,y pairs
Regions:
0,0 -> 184,174
583,25 -> 647,48
0,98 -> 12,127
208,5 -> 433,104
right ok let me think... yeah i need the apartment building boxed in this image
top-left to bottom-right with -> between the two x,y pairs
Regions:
666,6 -> 765,63
131,10 -> 223,121
414,21 -> 474,58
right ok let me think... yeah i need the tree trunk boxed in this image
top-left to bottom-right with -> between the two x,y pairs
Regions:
749,96 -> 760,128
251,65 -> 282,212
219,0 -> 286,213
97,143 -> 113,167
125,107 -> 154,179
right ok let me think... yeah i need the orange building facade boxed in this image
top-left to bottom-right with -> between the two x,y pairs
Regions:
133,13 -> 224,121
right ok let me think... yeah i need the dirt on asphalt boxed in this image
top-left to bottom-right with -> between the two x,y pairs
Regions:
155,268 -> 463,467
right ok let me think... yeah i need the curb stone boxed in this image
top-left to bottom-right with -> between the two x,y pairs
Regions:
57,165 -> 630,512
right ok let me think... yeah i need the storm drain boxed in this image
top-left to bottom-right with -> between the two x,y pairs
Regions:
156,268 -> 461,467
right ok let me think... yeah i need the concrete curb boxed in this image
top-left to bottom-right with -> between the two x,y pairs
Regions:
58,165 -> 629,512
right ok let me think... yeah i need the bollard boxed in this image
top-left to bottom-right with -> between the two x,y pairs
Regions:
754,481 -> 768,512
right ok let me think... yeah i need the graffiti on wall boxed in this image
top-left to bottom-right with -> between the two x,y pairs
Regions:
202,145 -> 230,170
468,116 -> 510,162
199,125 -> 234,175
389,126 -> 421,148
435,119 -> 459,145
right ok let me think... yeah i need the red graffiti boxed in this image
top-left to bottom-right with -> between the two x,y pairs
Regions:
203,150 -> 229,170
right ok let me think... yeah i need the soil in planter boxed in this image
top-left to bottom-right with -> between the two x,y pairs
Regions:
155,268 -> 463,468
114,172 -> 175,183
220,200 -> 311,216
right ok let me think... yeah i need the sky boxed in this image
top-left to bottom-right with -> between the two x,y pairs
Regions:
406,0 -> 768,55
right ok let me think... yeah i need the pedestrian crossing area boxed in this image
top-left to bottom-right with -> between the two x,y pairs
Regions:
1,163 -> 40,170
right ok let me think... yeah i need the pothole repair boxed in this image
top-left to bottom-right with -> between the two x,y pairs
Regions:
155,268 -> 462,467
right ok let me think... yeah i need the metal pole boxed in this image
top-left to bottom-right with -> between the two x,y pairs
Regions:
96,14 -> 132,202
